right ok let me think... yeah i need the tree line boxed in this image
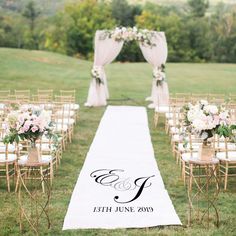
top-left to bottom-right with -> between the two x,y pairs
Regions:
0,0 -> 236,63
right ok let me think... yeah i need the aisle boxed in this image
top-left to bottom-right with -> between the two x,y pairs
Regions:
63,106 -> 181,229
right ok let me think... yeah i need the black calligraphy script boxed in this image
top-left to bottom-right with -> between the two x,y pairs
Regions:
90,169 -> 155,204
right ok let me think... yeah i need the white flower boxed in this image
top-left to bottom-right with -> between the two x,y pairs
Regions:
153,68 -> 165,81
219,111 -> 229,120
121,27 -> 126,32
133,26 -> 138,32
192,118 -> 206,131
204,105 -> 218,114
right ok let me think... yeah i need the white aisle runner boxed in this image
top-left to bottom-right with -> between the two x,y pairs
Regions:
63,106 -> 181,229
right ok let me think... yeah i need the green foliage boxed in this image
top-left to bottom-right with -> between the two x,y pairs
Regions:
188,0 -> 209,17
111,0 -> 141,27
43,0 -> 116,58
22,0 -> 40,49
0,0 -> 236,62
217,125 -> 236,141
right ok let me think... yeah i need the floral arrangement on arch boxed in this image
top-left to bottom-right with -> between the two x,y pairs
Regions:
183,100 -> 236,141
153,64 -> 165,86
3,106 -> 57,144
99,26 -> 156,47
91,66 -> 103,85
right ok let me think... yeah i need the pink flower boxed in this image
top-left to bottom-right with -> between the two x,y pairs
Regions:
31,126 -> 38,133
213,115 -> 220,126
23,120 -> 32,132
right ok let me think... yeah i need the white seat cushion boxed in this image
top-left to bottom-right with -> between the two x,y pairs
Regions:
172,134 -> 180,142
214,143 -> 236,149
56,110 -> 75,117
165,113 -> 173,119
216,151 -> 236,162
168,119 -> 180,126
0,103 -> 5,109
54,124 -> 68,132
57,118 -> 75,125
178,143 -> 201,152
0,143 -> 16,152
182,152 -> 199,162
0,154 -> 17,162
155,106 -> 169,113
64,103 -> 80,110
170,127 -> 180,134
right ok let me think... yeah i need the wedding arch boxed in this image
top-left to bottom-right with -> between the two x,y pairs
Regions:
84,27 -> 169,108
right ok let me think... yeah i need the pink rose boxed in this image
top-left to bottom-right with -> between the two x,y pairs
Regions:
31,126 -> 38,133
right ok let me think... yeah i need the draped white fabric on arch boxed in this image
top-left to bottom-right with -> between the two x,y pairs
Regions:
139,32 -> 169,108
85,30 -> 169,108
85,31 -> 124,107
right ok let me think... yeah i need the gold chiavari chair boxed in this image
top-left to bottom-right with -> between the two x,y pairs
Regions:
175,93 -> 192,103
60,90 -> 79,122
0,90 -> 10,104
229,93 -> 236,103
15,139 -> 54,193
190,93 -> 209,103
55,95 -> 76,139
208,93 -> 225,105
165,97 -> 185,135
37,89 -> 53,98
0,142 -> 18,191
51,102 -> 69,150
14,90 -> 30,104
216,136 -> 236,190
154,102 -> 170,128
181,134 -> 205,186
36,136 -> 60,171
228,103 -> 236,125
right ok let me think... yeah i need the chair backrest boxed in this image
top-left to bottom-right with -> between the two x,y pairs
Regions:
14,90 -> 30,103
229,94 -> 236,103
175,93 -> 191,102
191,93 -> 209,103
214,135 -> 236,159
60,90 -> 76,103
188,133 -> 204,157
0,90 -> 10,103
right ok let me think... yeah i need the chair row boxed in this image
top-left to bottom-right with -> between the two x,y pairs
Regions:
0,89 -> 77,103
0,91 -> 80,192
154,97 -> 236,190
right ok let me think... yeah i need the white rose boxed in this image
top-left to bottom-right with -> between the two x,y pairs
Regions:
219,111 -> 229,120
192,118 -> 205,131
204,105 -> 218,115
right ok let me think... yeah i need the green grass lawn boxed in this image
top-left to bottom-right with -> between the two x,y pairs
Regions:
0,48 -> 236,236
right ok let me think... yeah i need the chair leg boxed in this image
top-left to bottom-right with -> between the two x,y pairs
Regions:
189,164 -> 193,192
224,163 -> 228,191
6,164 -> 10,192
40,167 -> 45,193
50,162 -> 53,186
15,168 -> 20,192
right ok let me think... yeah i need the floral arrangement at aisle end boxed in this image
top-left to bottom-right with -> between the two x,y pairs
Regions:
183,100 -> 236,141
3,106 -> 57,145
153,64 -> 165,86
99,26 -> 156,47
91,66 -> 103,85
